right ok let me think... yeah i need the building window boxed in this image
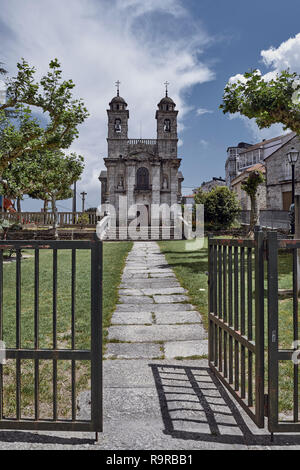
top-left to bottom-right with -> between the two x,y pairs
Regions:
114,119 -> 121,133
284,161 -> 292,179
136,167 -> 149,190
164,119 -> 171,132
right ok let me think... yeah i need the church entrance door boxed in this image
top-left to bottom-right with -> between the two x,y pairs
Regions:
136,204 -> 150,227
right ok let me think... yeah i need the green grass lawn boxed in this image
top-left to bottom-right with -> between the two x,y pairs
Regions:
159,238 -> 209,329
159,238 -> 299,415
1,241 -> 132,419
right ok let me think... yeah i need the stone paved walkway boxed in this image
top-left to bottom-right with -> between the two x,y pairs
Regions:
0,242 -> 299,449
105,242 -> 208,360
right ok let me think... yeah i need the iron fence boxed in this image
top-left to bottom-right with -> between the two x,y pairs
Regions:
267,233 -> 300,433
2,212 -> 100,227
0,238 -> 102,437
208,230 -> 265,428
239,210 -> 290,231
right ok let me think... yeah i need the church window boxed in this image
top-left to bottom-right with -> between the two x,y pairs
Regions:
115,118 -> 122,133
162,175 -> 168,189
164,119 -> 171,132
136,167 -> 150,190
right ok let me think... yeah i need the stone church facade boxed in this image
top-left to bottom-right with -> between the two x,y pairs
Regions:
99,88 -> 184,224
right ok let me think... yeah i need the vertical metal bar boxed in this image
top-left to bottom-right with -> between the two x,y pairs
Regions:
223,245 -> 227,322
213,245 -> 217,319
241,247 -> 246,399
218,245 -> 222,318
16,249 -> 21,349
218,246 -> 223,372
16,249 -> 21,420
223,246 -> 228,378
234,246 -> 239,391
208,237 -> 214,364
255,227 -> 265,428
248,247 -> 253,407
34,249 -> 39,421
91,237 -> 103,432
267,231 -> 278,432
228,246 -> 233,384
0,250 -> 3,420
213,245 -> 218,367
53,249 -> 57,421
293,247 -> 299,422
71,249 -> 76,421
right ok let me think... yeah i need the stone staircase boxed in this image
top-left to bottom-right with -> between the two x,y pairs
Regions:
105,226 -> 178,241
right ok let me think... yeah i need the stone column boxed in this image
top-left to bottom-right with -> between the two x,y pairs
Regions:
151,162 -> 161,227
127,162 -> 136,221
105,161 -> 117,227
170,161 -> 180,206
106,162 -> 116,208
170,161 -> 180,226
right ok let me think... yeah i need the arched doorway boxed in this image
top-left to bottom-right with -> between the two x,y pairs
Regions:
136,167 -> 149,190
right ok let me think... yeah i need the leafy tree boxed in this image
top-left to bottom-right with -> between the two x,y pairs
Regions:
0,58 -> 89,174
241,170 -> 265,233
25,151 -> 84,235
220,69 -> 300,133
1,156 -> 36,211
194,186 -> 240,230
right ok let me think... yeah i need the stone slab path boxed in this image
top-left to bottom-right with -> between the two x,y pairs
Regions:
105,242 -> 208,360
0,242 -> 299,449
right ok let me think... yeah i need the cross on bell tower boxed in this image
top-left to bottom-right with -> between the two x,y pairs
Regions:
115,80 -> 121,97
164,81 -> 170,97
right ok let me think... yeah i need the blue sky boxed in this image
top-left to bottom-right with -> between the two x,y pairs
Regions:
1,0 -> 300,209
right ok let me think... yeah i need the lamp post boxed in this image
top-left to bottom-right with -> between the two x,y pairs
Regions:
287,148 -> 299,234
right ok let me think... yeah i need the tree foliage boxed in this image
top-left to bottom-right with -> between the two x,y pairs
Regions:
241,170 -> 265,234
220,69 -> 300,133
194,186 -> 240,229
26,150 -> 84,202
241,170 -> 265,198
0,58 -> 89,173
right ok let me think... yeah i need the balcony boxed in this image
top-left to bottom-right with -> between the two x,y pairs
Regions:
128,139 -> 157,145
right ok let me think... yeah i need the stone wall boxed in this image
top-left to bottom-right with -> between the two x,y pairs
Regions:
265,135 -> 300,210
4,230 -> 95,240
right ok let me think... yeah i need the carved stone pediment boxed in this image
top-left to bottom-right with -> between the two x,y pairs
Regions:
128,150 -> 156,159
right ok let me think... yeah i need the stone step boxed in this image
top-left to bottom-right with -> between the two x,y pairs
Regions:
105,226 -> 177,240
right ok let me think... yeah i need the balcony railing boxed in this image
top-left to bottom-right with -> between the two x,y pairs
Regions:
128,139 -> 157,146
1,211 -> 99,226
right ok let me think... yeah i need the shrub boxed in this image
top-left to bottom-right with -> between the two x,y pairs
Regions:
194,186 -> 240,230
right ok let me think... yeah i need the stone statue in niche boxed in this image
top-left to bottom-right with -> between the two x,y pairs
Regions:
162,176 -> 168,190
117,176 -> 124,190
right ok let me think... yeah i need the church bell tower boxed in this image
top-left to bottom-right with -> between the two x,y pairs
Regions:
156,82 -> 178,159
107,81 -> 129,158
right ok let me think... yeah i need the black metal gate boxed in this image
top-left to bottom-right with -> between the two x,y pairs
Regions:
0,238 -> 102,436
267,232 -> 300,433
209,228 -> 300,435
208,229 -> 265,428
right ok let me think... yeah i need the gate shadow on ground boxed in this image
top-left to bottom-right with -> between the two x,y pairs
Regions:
149,363 -> 300,447
0,431 -> 94,445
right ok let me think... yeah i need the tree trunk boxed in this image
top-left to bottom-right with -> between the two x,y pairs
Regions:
51,195 -> 58,239
250,195 -> 259,233
17,197 -> 21,213
43,199 -> 48,224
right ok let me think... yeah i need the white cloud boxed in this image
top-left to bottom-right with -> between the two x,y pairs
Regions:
228,73 -> 249,85
228,69 -> 262,85
196,107 -> 213,116
0,0 -> 215,210
200,139 -> 208,146
227,33 -> 300,142
261,33 -> 300,73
